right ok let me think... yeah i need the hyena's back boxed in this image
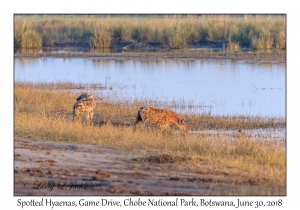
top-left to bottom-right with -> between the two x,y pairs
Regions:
72,93 -> 96,124
136,106 -> 187,132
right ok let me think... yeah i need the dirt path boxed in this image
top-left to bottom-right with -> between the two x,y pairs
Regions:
14,139 -> 283,196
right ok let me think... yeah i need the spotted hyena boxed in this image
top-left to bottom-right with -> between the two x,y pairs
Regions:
135,106 -> 187,133
72,92 -> 96,125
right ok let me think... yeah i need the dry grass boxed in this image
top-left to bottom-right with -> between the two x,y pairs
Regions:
90,21 -> 111,48
14,19 -> 42,49
14,82 -> 286,188
14,15 -> 286,50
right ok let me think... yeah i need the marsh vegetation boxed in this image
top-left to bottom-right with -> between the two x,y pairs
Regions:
14,15 -> 286,51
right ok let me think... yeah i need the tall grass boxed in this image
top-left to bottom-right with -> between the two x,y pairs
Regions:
90,21 -> 111,48
14,15 -> 286,50
14,18 -> 42,49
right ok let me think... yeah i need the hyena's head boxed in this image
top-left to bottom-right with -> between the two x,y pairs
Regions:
178,119 -> 187,133
76,92 -> 94,101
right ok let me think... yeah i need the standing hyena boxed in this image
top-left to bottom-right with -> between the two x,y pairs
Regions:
72,92 -> 96,125
135,106 -> 187,133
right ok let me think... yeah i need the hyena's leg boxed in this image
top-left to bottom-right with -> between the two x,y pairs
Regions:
172,121 -> 187,134
73,114 -> 82,123
160,124 -> 171,132
158,124 -> 172,135
73,108 -> 82,122
89,110 -> 94,125
84,112 -> 90,125
134,120 -> 144,131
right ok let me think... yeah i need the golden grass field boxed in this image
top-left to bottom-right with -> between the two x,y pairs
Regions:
14,82 -> 286,195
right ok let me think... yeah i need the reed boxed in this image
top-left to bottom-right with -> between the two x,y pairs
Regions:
14,17 -> 42,49
90,21 -> 111,48
14,15 -> 286,50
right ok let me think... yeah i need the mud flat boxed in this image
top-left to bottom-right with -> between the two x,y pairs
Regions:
14,49 -> 286,64
14,139 -> 285,196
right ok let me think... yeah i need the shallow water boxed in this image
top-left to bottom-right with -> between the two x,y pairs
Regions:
14,57 -> 285,117
190,127 -> 286,142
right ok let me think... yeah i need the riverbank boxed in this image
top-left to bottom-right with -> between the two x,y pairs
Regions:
14,139 -> 285,196
15,48 -> 286,64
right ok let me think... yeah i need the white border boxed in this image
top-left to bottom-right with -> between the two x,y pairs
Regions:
3,0 -> 297,209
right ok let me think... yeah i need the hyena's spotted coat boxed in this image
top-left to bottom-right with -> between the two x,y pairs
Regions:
136,106 -> 187,133
72,93 -> 96,125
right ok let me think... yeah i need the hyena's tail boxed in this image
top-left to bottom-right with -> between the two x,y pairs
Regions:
72,105 -> 77,121
136,107 -> 144,124
72,102 -> 81,121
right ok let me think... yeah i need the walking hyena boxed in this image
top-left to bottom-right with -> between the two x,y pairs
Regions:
72,92 -> 96,125
135,106 -> 187,133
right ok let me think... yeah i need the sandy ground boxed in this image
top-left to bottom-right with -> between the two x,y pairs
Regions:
14,138 -> 284,196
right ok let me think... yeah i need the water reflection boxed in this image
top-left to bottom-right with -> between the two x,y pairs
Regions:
15,47 -> 113,54
14,57 -> 285,117
14,48 -> 43,54
190,127 -> 286,141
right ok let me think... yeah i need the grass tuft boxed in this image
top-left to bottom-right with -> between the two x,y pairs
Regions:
14,18 -> 42,49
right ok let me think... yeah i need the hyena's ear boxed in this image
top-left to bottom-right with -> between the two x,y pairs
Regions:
88,94 -> 94,99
